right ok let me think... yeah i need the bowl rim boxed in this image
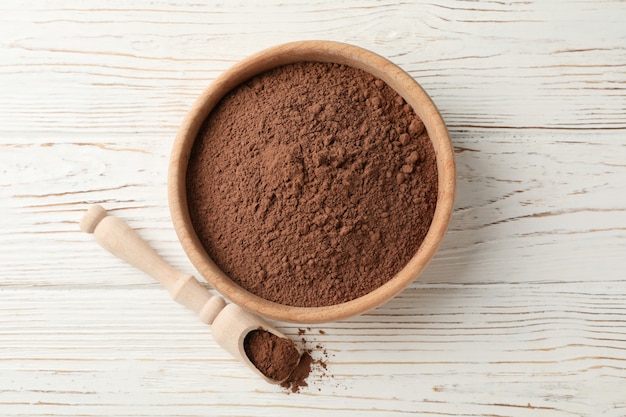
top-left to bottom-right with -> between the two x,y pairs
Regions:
168,40 -> 456,324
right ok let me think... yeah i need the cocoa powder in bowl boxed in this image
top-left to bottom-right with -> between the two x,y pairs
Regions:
186,61 -> 438,308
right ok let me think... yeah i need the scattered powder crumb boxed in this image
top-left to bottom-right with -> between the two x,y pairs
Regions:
279,327 -> 333,393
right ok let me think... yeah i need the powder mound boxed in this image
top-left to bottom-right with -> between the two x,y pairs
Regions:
243,329 -> 300,382
187,61 -> 438,307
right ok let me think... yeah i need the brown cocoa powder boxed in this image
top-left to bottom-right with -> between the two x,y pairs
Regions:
243,329 -> 300,382
187,61 -> 437,307
280,351 -> 314,393
281,327 -> 333,393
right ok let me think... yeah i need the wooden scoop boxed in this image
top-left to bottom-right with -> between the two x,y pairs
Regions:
80,204 -> 300,384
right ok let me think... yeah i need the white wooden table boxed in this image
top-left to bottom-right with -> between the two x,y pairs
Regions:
2,1 -> 625,416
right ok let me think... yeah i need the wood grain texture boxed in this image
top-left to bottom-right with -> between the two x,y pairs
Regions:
1,1 -> 625,416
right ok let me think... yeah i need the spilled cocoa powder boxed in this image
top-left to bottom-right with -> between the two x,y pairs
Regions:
281,351 -> 314,393
281,327 -> 332,393
243,329 -> 300,382
187,61 -> 438,307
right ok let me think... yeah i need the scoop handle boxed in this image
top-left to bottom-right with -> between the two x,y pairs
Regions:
80,205 -> 226,324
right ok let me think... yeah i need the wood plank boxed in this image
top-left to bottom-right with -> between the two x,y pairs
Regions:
1,0 -> 626,416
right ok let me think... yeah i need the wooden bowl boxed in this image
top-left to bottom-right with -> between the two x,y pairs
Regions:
168,40 -> 455,324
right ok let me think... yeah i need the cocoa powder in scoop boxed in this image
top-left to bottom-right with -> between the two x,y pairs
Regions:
187,61 -> 437,307
243,329 -> 300,382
